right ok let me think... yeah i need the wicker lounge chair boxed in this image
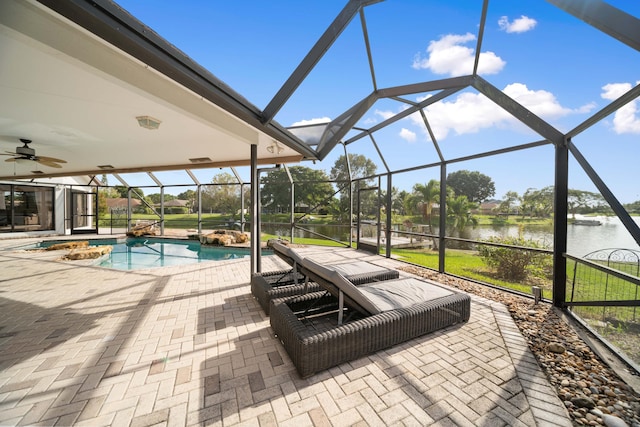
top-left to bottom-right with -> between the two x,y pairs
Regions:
270,258 -> 471,377
252,242 -> 399,314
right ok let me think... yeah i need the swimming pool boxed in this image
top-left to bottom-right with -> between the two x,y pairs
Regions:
32,237 -> 267,271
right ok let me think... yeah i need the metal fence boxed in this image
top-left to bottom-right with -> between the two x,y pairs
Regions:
566,250 -> 640,370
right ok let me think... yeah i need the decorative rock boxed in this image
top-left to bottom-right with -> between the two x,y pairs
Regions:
200,230 -> 249,246
46,241 -> 89,251
602,414 -> 629,427
548,342 -> 566,354
63,245 -> 112,260
127,226 -> 156,237
573,396 -> 596,410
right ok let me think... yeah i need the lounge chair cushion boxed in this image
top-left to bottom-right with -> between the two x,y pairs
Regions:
302,258 -> 382,315
302,258 -> 455,315
359,278 -> 453,312
329,261 -> 392,277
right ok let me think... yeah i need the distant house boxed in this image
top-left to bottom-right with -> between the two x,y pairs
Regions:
294,202 -> 310,214
474,200 -> 500,215
164,199 -> 189,208
106,198 -> 141,210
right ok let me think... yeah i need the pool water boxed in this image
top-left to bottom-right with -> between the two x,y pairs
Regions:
34,237 -> 263,270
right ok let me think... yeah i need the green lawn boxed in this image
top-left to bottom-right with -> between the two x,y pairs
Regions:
390,247 -> 548,296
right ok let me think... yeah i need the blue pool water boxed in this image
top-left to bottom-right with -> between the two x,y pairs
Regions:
33,238 -> 266,271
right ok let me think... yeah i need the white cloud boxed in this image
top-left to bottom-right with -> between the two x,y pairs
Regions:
290,117 -> 331,126
288,117 -> 332,144
412,33 -> 505,77
503,83 -> 571,119
498,15 -> 537,33
399,128 -> 417,143
576,102 -> 597,114
375,109 -> 395,121
602,82 -> 640,134
408,83 -> 585,140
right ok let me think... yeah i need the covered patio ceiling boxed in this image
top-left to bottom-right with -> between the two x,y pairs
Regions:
0,0 -> 315,182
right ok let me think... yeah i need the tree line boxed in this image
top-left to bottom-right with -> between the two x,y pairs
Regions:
98,154 -> 628,221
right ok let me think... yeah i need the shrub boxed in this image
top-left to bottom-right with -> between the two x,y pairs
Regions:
478,235 -> 551,282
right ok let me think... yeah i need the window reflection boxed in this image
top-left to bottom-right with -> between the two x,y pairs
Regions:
0,184 -> 54,233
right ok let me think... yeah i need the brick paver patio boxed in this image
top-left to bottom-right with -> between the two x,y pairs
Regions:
0,237 -> 572,426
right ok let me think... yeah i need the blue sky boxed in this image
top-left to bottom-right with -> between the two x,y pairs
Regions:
114,1 -> 640,203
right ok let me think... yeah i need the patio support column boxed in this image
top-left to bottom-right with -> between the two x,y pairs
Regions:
290,182 -> 295,243
197,184 -> 202,234
553,137 -> 569,307
160,186 -> 165,236
385,173 -> 392,258
438,163 -> 447,273
377,175 -> 382,251
240,183 -> 245,233
250,144 -> 259,275
127,187 -> 132,231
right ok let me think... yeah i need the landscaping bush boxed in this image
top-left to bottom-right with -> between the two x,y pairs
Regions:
478,235 -> 551,282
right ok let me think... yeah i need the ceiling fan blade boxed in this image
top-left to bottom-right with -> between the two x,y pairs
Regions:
4,157 -> 18,163
36,155 -> 67,163
36,159 -> 63,168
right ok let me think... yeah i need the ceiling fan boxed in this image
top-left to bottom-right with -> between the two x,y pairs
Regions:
1,138 -> 67,168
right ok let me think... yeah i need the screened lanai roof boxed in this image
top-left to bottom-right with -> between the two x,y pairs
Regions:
1,0 -> 640,204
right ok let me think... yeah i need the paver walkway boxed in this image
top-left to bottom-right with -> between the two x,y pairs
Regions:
0,237 -> 572,426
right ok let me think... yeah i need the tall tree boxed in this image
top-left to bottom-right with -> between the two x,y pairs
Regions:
177,189 -> 197,213
393,189 -> 410,216
330,154 -> 377,222
201,172 -> 243,215
447,170 -> 495,203
146,193 -> 176,205
498,191 -> 520,216
567,189 -> 604,218
520,186 -> 554,218
260,166 -> 334,213
330,153 -> 377,182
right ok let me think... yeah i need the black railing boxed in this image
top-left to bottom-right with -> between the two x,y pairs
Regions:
565,251 -> 640,371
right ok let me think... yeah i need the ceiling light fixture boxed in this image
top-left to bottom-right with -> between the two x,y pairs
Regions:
189,157 -> 212,163
266,141 -> 284,154
136,115 -> 161,130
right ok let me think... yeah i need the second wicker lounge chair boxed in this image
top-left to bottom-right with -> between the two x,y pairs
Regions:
270,258 -> 471,377
252,242 -> 399,314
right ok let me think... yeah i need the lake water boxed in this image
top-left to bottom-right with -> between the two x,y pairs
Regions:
265,215 -> 640,258
464,215 -> 640,257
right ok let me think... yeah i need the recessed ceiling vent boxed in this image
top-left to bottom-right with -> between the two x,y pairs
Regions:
189,157 -> 212,163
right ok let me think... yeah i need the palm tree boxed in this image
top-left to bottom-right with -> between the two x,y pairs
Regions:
447,195 -> 478,234
412,180 -> 439,225
410,180 -> 440,249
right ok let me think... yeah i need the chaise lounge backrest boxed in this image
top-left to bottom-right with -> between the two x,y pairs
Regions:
271,241 -> 304,268
300,258 -> 382,317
